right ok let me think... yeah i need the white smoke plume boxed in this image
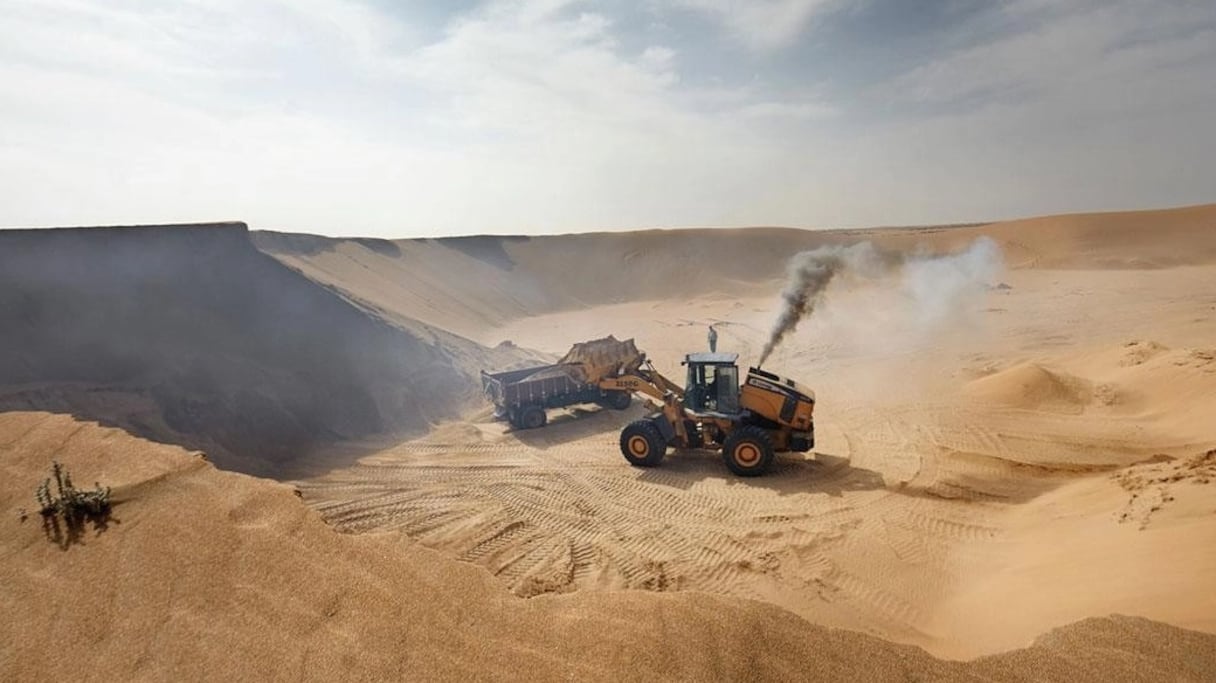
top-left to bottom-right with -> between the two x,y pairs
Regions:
900,237 -> 1002,327
757,237 -> 1002,367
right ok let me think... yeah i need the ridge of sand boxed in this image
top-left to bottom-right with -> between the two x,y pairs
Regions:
253,203 -> 1216,341
3,411 -> 1214,681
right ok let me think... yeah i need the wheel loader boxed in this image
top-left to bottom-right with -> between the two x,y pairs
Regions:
598,351 -> 815,477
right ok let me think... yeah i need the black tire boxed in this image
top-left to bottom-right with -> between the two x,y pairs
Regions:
722,426 -> 775,477
519,406 -> 547,430
619,419 -> 666,467
603,390 -> 633,411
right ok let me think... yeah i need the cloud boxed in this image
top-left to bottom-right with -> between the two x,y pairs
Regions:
842,0 -> 1216,222
668,0 -> 840,51
890,1 -> 1216,109
0,0 -> 437,230
0,0 -> 1212,235
0,0 -> 837,234
399,4 -> 681,135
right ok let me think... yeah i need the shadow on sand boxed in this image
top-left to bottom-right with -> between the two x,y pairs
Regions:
509,405 -> 645,449
632,449 -> 888,498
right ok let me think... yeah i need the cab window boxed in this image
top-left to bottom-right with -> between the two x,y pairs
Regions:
716,366 -> 739,413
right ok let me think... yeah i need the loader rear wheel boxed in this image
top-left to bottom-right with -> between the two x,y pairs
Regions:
519,406 -> 547,430
620,420 -> 665,468
722,426 -> 774,477
603,390 -> 633,411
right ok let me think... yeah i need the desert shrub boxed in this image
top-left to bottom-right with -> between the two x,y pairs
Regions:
36,461 -> 112,548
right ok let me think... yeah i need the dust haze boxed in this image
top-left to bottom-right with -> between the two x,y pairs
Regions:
758,237 -> 1003,366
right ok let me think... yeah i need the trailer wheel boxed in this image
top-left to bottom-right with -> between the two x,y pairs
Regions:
603,390 -> 633,411
722,426 -> 774,477
519,406 -> 547,430
620,420 -> 665,467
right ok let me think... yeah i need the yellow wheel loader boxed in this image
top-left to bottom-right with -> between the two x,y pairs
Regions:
599,351 -> 815,477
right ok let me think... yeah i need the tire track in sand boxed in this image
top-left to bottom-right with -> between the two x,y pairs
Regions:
298,406 -> 1081,643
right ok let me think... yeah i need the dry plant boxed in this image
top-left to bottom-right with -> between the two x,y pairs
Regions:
35,461 -> 112,548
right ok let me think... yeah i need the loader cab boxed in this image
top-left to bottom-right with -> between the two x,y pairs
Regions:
683,352 -> 740,415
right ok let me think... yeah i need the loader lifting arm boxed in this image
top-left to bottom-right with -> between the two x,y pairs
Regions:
596,359 -> 686,403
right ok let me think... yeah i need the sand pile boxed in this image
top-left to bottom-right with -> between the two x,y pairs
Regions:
4,411 -> 1214,681
0,223 -> 531,477
966,342 -> 1216,449
966,363 -> 1096,412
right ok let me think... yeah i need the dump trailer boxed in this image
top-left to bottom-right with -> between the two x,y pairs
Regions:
481,337 -> 640,429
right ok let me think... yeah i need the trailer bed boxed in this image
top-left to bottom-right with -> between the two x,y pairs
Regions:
481,364 -> 629,429
481,337 -> 641,429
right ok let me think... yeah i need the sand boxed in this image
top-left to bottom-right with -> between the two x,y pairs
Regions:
4,412 -> 1214,681
4,204 -> 1216,679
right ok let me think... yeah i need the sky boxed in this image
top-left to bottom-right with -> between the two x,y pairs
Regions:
1,0 -> 1214,237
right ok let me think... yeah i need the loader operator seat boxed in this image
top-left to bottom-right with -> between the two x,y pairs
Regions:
685,363 -> 716,412
686,383 -> 708,412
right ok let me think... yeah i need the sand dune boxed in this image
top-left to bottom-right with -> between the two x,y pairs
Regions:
0,223 -> 536,476
973,203 -> 1216,269
3,412 -> 1213,681
5,204 -> 1216,679
256,204 -> 1216,344
967,362 -> 1097,412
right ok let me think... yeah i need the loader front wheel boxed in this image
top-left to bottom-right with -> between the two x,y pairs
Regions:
620,420 -> 666,468
722,426 -> 775,477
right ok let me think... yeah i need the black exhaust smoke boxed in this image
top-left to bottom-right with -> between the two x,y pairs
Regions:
757,238 -> 1002,367
757,249 -> 846,367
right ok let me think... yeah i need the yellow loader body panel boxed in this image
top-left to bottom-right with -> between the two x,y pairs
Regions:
740,371 -> 815,432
